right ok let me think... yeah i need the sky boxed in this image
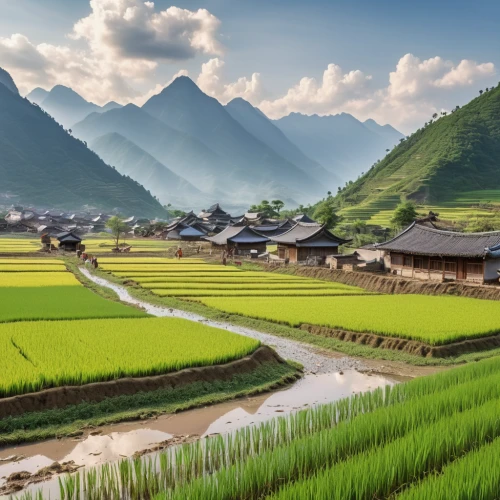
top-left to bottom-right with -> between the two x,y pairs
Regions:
0,0 -> 498,133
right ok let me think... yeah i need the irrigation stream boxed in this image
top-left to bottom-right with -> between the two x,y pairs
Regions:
0,270 -> 406,498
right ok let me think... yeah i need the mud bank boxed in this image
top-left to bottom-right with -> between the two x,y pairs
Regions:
301,324 -> 500,358
267,264 -> 500,301
0,346 -> 286,419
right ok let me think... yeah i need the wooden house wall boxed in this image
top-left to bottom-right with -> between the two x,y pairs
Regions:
388,251 -> 486,282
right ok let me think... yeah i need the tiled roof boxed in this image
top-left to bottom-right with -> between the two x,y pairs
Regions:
206,225 -> 269,245
270,223 -> 350,246
376,222 -> 500,258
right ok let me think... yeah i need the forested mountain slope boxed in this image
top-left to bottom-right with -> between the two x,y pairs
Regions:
336,84 -> 500,224
0,70 -> 166,216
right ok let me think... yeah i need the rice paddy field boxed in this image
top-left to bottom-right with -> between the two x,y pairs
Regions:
0,237 -> 179,254
0,318 -> 260,397
50,355 -> 500,500
197,295 -> 500,345
102,257 -> 500,346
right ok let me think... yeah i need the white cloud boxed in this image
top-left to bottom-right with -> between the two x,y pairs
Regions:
0,0 -> 222,104
72,0 -> 223,62
259,64 -> 372,118
196,58 -> 262,104
253,54 -> 495,131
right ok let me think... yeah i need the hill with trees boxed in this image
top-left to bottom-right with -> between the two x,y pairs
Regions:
0,68 -> 166,216
335,83 -> 500,225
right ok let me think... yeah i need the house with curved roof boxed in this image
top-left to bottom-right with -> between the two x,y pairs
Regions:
270,223 -> 350,263
375,222 -> 500,283
205,225 -> 269,255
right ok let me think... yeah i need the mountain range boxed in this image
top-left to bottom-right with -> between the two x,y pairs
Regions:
26,76 -> 402,210
0,68 -> 165,216
274,113 -> 403,183
336,83 -> 500,224
26,86 -> 123,128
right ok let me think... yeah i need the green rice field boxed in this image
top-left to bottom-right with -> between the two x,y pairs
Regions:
0,286 -> 145,323
53,355 -> 500,500
0,317 -> 260,397
196,295 -> 500,345
0,237 -> 180,254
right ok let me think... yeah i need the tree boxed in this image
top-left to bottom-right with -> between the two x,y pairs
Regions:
106,216 -> 129,249
313,196 -> 341,229
249,200 -> 278,218
271,200 -> 285,214
432,113 -> 438,119
479,90 -> 483,95
390,200 -> 418,229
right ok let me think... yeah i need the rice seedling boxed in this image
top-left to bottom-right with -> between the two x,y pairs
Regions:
51,356 -> 500,500
98,258 -> 205,264
397,436 -> 500,500
270,398 -> 500,500
140,283 -> 356,290
151,288 -> 370,297
0,272 -> 80,287
196,295 -> 500,345
164,374 -> 500,500
100,265 -> 239,273
0,264 -> 65,272
0,317 -> 259,397
0,286 -> 145,324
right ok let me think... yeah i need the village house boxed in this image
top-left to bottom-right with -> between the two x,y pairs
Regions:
375,222 -> 500,283
205,225 -> 269,255
270,223 -> 350,263
57,231 -> 83,252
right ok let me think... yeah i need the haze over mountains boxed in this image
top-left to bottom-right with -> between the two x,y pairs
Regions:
274,113 -> 404,182
23,75 -> 402,211
0,68 -> 165,216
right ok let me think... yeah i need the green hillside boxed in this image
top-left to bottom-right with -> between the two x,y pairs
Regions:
0,77 -> 166,217
336,84 -> 500,225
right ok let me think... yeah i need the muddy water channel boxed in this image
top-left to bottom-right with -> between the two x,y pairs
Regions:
0,271 -> 407,498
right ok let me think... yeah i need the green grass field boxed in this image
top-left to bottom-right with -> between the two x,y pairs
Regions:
196,295 -> 500,345
0,317 -> 260,398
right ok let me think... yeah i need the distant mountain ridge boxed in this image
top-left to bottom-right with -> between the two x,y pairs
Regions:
90,132 -> 208,209
0,68 -> 18,94
26,86 -> 123,128
336,84 -> 500,223
141,76 -> 325,201
225,98 -> 340,185
274,112 -> 404,182
0,68 -> 165,216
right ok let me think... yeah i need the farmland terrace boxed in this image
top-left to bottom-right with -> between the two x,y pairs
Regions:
2,249 -> 500,499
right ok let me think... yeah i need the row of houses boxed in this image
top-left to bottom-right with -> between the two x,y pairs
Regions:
1,208 -> 150,236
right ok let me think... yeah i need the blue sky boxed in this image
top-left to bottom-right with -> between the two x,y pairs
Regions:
0,0 -> 498,132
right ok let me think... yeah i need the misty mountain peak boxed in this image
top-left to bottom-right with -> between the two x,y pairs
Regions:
0,67 -> 19,94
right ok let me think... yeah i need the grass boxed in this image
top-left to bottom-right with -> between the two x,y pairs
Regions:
0,317 -> 260,398
0,264 -> 66,271
196,295 -> 500,345
0,286 -> 145,323
0,361 -> 299,446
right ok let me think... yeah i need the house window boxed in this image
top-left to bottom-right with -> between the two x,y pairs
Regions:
444,261 -> 457,273
466,263 -> 483,276
413,257 -> 426,269
403,255 -> 413,268
391,254 -> 403,266
430,260 -> 443,271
